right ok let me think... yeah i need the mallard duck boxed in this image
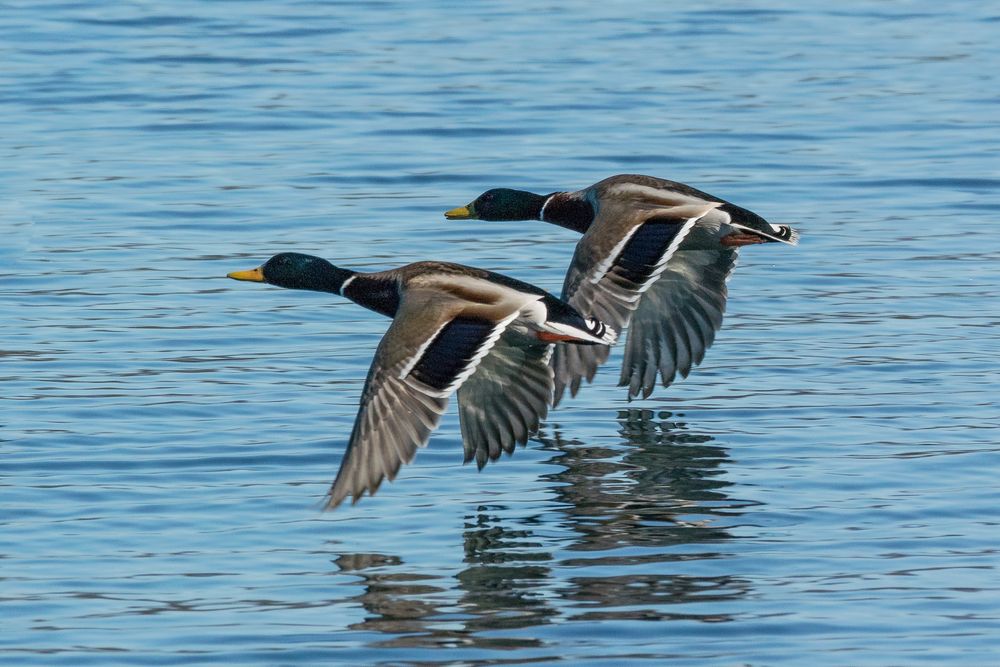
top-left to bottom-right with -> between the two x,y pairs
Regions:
228,253 -> 616,508
445,174 -> 799,402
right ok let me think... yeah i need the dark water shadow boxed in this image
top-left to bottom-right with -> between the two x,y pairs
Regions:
330,410 -> 756,648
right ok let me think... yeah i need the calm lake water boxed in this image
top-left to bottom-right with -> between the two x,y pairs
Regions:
3,1 -> 999,664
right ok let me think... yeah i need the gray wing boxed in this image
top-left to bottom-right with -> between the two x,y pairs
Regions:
325,291 -> 516,509
552,205 -> 716,405
550,246 -> 619,405
456,330 -> 554,469
620,246 -> 738,399
326,345 -> 449,510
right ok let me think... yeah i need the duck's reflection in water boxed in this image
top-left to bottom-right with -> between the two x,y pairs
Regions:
453,509 -> 557,640
335,534 -> 553,650
334,409 -> 754,646
543,408 -> 741,552
334,552 -> 447,641
539,409 -> 754,621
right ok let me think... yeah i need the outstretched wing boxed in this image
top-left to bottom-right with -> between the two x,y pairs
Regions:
456,330 -> 554,469
552,203 -> 718,404
620,246 -> 738,399
325,290 -> 517,509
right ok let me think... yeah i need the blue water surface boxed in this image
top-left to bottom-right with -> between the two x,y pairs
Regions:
3,1 -> 999,664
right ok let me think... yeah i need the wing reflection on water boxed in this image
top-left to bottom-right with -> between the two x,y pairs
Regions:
334,553 -> 437,638
333,409 -> 757,647
456,510 -> 557,638
542,409 -> 744,553
334,539 -> 554,651
539,409 -> 756,622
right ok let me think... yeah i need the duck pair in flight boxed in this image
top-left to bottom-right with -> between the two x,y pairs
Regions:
228,174 -> 799,508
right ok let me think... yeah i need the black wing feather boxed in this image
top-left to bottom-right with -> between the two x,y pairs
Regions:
410,316 -> 496,392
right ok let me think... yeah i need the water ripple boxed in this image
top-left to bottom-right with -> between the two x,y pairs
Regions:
3,0 -> 999,664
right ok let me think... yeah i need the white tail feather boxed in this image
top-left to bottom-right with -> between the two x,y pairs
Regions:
731,222 -> 800,246
543,318 -> 617,345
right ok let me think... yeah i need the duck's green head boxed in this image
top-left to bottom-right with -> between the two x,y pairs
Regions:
228,252 -> 348,293
445,188 -> 546,221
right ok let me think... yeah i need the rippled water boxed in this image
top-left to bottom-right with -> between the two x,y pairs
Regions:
4,1 -> 999,664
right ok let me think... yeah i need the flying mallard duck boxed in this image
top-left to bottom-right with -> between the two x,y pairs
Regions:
228,253 -> 616,508
446,174 -> 799,403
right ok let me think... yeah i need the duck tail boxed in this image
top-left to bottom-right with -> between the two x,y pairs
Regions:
537,318 -> 617,345
722,203 -> 800,246
731,221 -> 800,246
584,317 -> 618,345
770,224 -> 800,246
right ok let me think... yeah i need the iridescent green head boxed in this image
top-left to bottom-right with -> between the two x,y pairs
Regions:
227,252 -> 353,294
444,188 -> 547,221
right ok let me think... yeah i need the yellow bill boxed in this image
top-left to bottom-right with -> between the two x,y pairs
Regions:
227,266 -> 265,282
444,204 -> 475,220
